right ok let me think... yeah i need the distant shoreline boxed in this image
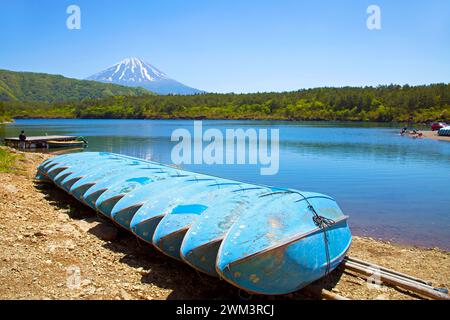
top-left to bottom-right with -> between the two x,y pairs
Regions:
4,116 -> 438,126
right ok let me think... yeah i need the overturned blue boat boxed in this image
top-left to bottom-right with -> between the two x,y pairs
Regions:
36,152 -> 352,295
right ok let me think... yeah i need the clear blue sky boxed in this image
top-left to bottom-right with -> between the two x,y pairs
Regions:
0,0 -> 449,93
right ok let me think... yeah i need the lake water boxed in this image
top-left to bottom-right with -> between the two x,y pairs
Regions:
2,119 -> 449,250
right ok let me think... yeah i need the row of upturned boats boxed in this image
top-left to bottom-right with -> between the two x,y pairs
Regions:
36,152 -> 352,295
438,126 -> 450,136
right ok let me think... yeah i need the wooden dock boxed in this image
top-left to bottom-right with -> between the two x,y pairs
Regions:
4,135 -> 77,149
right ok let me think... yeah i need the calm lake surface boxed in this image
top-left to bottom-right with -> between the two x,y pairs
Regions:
2,119 -> 449,250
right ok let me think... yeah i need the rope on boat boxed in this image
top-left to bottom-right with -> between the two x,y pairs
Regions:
307,204 -> 335,276
259,189 -> 336,276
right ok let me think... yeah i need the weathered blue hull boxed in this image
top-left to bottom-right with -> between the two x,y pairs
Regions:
180,187 -> 273,276
36,152 -> 352,295
152,182 -> 247,260
69,160 -> 147,201
215,192 -> 351,294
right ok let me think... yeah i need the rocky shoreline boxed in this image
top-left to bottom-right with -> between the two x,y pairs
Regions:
0,147 -> 448,300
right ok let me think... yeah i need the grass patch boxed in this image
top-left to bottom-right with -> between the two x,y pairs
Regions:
0,148 -> 24,173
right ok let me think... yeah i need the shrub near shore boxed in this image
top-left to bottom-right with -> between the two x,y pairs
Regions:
0,148 -> 23,173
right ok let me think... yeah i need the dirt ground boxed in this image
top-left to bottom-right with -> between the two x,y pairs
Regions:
0,147 -> 448,300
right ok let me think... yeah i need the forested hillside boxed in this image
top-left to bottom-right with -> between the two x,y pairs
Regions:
0,69 -> 151,103
1,76 -> 449,123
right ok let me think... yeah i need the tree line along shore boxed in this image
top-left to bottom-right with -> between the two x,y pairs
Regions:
1,84 -> 449,123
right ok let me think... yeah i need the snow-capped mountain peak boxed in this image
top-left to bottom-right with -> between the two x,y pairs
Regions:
87,57 -> 204,95
89,57 -> 167,83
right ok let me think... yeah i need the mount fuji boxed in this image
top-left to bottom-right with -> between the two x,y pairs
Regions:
87,57 -> 204,95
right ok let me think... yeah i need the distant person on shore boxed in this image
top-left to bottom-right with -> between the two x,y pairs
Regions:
400,127 -> 407,135
19,130 -> 26,149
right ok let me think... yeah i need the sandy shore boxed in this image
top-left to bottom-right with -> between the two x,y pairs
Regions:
0,147 -> 448,300
419,130 -> 450,142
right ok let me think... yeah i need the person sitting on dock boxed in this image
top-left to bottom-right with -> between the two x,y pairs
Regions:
18,130 -> 26,149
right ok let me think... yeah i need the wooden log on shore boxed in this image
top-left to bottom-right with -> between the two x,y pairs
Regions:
305,285 -> 349,300
346,256 -> 432,286
320,289 -> 349,300
342,260 -> 450,300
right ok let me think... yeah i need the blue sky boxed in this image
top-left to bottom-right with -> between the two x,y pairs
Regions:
0,0 -> 449,93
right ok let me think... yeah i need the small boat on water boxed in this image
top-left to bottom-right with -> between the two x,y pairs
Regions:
47,137 -> 88,149
35,152 -> 352,295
